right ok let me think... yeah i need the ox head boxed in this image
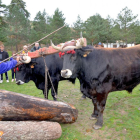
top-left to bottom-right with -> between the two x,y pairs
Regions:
16,61 -> 37,85
51,38 -> 93,79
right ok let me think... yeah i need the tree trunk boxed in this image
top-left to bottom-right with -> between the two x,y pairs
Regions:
0,121 -> 62,140
107,40 -> 108,48
92,41 -> 93,46
0,90 -> 78,123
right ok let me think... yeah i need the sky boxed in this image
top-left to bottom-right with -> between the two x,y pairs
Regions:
3,0 -> 140,26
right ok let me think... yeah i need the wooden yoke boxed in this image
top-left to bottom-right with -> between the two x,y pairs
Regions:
27,38 -> 87,59
27,46 -> 59,59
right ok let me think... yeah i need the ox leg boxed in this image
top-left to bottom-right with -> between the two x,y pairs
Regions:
81,94 -> 86,99
93,94 -> 108,130
90,97 -> 98,120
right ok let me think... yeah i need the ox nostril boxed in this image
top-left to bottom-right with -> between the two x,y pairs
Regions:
16,80 -> 24,85
16,81 -> 20,85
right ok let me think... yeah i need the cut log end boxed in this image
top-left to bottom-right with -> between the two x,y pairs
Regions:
0,121 -> 62,140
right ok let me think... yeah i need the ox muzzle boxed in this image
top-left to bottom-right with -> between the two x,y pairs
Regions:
61,69 -> 72,78
16,80 -> 25,85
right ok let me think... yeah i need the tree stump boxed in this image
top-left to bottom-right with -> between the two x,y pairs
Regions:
0,121 -> 62,140
0,90 -> 78,123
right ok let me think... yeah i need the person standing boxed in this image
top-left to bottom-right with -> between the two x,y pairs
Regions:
30,42 -> 41,52
21,45 -> 29,54
11,51 -> 16,82
0,44 -> 9,83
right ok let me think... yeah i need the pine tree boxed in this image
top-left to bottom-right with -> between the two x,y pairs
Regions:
49,8 -> 71,45
5,0 -> 30,51
116,7 -> 138,45
0,0 -> 7,42
84,14 -> 110,45
9,0 -> 29,18
72,15 -> 83,39
30,9 -> 51,45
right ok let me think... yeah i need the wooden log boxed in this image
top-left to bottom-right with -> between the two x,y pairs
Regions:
0,121 -> 62,140
0,90 -> 78,123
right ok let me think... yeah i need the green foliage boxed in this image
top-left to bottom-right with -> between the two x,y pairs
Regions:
0,0 -> 7,42
49,8 -> 71,45
1,2 -> 140,47
83,14 -> 111,45
72,15 -> 83,39
9,0 -> 30,18
116,7 -> 139,44
30,9 -> 51,45
4,1 -> 30,51
0,0 -> 6,17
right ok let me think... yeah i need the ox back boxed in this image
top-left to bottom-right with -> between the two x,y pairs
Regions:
60,45 -> 140,129
16,53 -> 75,100
79,47 -> 140,96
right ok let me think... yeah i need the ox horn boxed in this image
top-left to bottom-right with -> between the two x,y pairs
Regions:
51,37 -> 84,52
51,40 -> 76,51
50,40 -> 63,51
75,37 -> 84,49
20,56 -> 31,64
61,38 -> 84,51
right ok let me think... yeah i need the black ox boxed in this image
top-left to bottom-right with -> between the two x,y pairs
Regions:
16,53 -> 76,100
52,42 -> 140,129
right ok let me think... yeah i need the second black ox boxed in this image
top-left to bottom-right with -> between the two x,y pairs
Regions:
16,53 -> 76,100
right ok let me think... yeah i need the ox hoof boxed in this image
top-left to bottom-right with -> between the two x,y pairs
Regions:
81,95 -> 86,100
93,124 -> 102,130
89,115 -> 97,120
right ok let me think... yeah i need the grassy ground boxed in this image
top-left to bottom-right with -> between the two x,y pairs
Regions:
0,71 -> 140,140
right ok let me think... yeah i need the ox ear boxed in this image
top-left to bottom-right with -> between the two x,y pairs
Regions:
78,49 -> 93,57
30,62 -> 37,68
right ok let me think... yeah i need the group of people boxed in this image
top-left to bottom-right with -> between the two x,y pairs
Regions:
0,42 -> 41,83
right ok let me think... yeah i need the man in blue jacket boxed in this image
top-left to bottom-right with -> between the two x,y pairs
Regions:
0,57 -> 20,75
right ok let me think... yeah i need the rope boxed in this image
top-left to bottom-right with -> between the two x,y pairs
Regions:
41,53 -> 57,99
42,56 -> 48,99
0,25 -> 66,64
47,72 -> 57,99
